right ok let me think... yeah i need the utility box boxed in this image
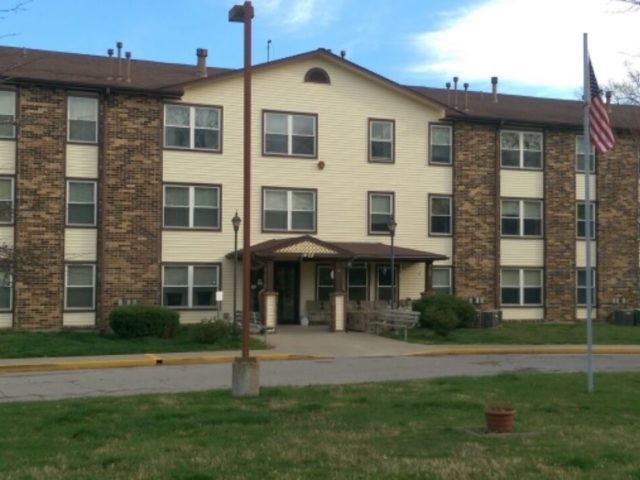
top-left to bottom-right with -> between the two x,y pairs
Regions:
633,309 -> 640,326
612,309 -> 635,326
474,310 -> 502,328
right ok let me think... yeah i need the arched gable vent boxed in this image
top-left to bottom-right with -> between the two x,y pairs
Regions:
304,67 -> 331,84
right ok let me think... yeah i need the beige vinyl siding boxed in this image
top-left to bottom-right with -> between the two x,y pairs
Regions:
0,141 -> 15,174
163,151 -> 222,183
162,231 -> 226,262
576,241 -> 597,267
66,144 -> 98,178
64,229 -> 97,261
0,226 -> 13,247
398,263 -> 423,300
63,312 -> 95,327
576,308 -> 598,320
427,238 -> 452,265
502,308 -> 544,321
177,310 -> 217,325
500,170 -> 543,198
0,312 -> 11,328
500,239 -> 544,266
575,174 -> 597,200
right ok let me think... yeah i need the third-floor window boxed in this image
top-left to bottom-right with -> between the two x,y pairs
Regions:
263,111 -> 316,157
500,130 -> 542,169
164,104 -> 221,151
68,96 -> 98,143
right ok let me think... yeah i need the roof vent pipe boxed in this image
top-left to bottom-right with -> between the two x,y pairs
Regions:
196,48 -> 208,77
605,90 -> 612,112
453,76 -> 459,107
491,76 -> 498,102
116,41 -> 123,81
107,48 -> 114,80
125,51 -> 132,83
463,82 -> 469,110
445,82 -> 451,106
340,50 -> 346,59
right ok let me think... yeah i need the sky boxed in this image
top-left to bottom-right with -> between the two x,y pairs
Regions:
2,0 -> 639,99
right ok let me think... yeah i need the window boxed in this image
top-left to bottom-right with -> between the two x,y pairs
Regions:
163,265 -> 219,308
65,264 -> 95,310
164,185 -> 220,229
164,104 -> 221,151
501,199 -> 543,237
263,188 -> 315,232
501,268 -> 543,306
577,269 -> 596,306
68,96 -> 98,143
369,119 -> 394,162
0,177 -> 13,224
376,265 -> 398,303
0,90 -> 16,139
432,267 -> 452,295
67,181 -> 96,226
576,135 -> 595,173
304,68 -> 330,84
348,264 -> 368,301
430,196 -> 452,235
264,111 -> 316,157
500,130 -> 542,169
577,201 -> 596,239
369,192 -> 394,234
0,269 -> 11,310
317,265 -> 334,301
430,124 -> 452,164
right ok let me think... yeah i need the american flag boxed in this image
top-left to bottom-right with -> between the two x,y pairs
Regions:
588,60 -> 615,154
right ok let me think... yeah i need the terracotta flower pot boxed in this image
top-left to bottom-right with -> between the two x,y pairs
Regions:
484,408 -> 516,433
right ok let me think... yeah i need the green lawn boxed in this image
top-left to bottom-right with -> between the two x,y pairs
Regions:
400,321 -> 640,345
1,373 -> 639,479
0,326 -> 265,359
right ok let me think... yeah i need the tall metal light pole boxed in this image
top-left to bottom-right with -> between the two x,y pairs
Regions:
229,1 -> 259,396
388,217 -> 397,309
231,211 -> 241,334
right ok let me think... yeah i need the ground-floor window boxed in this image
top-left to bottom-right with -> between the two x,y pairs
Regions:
65,264 -> 95,310
376,264 -> 398,303
0,269 -> 11,310
432,267 -> 452,295
162,264 -> 219,308
316,265 -> 334,301
577,268 -> 596,306
500,268 -> 543,306
348,264 -> 368,301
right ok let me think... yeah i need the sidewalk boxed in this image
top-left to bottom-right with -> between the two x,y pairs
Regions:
2,326 -> 639,374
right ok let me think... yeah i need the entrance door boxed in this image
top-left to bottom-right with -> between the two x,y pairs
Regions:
274,262 -> 300,324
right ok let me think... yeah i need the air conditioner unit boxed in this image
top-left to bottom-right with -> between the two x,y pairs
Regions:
474,310 -> 502,328
612,309 -> 634,326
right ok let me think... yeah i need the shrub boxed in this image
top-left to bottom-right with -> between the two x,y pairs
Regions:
109,305 -> 180,339
412,294 -> 477,331
192,319 -> 232,344
430,308 -> 459,336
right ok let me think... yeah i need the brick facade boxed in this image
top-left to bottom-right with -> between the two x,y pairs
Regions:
453,121 -> 499,308
14,86 -> 66,328
544,129 -> 577,321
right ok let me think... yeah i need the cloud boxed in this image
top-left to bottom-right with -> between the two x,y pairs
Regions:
409,0 -> 640,94
254,0 -> 342,29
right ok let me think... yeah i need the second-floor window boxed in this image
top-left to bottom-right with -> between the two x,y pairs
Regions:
429,124 -> 452,164
67,181 -> 96,226
264,111 -> 316,157
263,188 -> 315,232
500,130 -> 542,169
501,199 -> 543,237
164,104 -> 221,151
0,177 -> 13,224
369,119 -> 394,162
163,185 -> 220,229
577,201 -> 596,239
429,196 -> 452,235
68,96 -> 98,143
576,135 -> 595,173
0,90 -> 16,139
369,192 -> 394,234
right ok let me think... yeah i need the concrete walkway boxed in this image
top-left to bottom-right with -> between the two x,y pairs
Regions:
1,325 -> 639,374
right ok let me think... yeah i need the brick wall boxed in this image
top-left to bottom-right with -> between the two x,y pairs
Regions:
544,129 -> 576,321
453,121 -> 499,308
14,87 -> 66,328
597,132 -> 639,318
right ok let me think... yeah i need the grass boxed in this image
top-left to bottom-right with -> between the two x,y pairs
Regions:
0,326 -> 265,359
400,321 -> 640,345
1,372 -> 639,479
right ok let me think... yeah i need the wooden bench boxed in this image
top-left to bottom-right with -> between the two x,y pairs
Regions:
368,310 -> 420,341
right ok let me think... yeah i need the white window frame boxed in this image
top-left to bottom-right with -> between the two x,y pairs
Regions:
67,96 -> 98,143
577,268 -> 596,306
500,130 -> 543,169
429,195 -> 452,236
67,180 -> 97,226
501,199 -> 543,237
316,265 -> 334,301
162,265 -> 219,309
263,111 -> 317,157
500,268 -> 543,306
576,201 -> 596,239
347,263 -> 369,301
163,184 -> 221,230
0,90 -> 16,139
164,104 -> 221,151
0,177 -> 14,225
369,119 -> 394,163
262,188 -> 316,232
0,269 -> 12,311
432,267 -> 452,295
369,192 -> 394,234
429,124 -> 452,165
576,135 -> 596,173
64,264 -> 96,310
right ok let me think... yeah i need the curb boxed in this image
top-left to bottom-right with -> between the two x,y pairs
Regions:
409,346 -> 640,357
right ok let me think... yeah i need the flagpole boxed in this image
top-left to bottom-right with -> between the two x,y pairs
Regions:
583,32 -> 594,394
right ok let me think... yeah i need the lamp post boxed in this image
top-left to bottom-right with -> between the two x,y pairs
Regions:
388,217 -> 397,309
231,211 -> 241,334
229,1 -> 259,397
